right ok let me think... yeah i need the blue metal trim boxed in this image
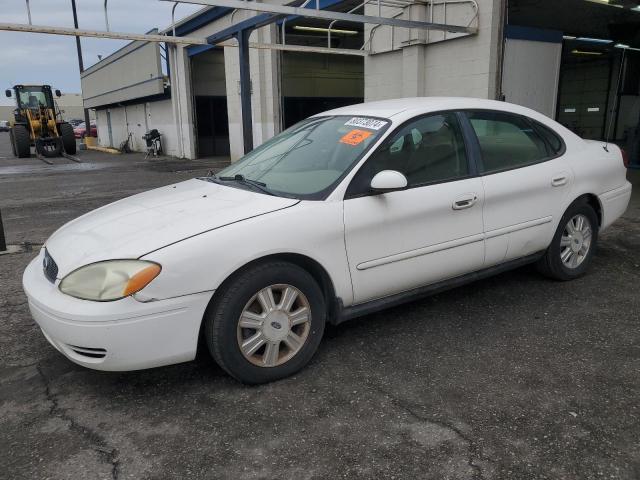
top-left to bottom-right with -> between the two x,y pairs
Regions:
187,43 -> 219,57
186,0 -> 349,56
207,13 -> 283,44
505,25 -> 563,44
174,7 -> 232,36
275,0 -> 348,25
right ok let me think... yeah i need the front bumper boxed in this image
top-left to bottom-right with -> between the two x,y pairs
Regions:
23,250 -> 214,371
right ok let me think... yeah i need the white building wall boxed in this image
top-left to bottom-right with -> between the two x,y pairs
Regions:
95,99 -> 179,155
365,0 -> 504,101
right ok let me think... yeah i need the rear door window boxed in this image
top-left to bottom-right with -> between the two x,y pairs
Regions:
465,111 -> 552,174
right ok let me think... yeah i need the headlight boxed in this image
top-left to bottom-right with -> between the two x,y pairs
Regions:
59,260 -> 161,301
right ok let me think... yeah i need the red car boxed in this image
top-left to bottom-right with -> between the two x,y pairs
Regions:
73,122 -> 97,139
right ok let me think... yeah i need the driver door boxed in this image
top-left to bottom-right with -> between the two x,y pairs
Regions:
343,112 -> 485,304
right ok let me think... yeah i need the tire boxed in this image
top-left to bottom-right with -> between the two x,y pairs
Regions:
12,125 -> 31,158
59,122 -> 76,154
205,261 -> 326,384
9,128 -> 16,157
536,199 -> 599,281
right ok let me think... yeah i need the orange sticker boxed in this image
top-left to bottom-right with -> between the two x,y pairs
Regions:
340,129 -> 372,146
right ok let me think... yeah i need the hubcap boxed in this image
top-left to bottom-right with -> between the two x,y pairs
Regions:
236,284 -> 311,367
560,214 -> 592,269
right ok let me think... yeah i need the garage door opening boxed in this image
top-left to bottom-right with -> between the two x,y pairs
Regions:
191,48 -> 230,157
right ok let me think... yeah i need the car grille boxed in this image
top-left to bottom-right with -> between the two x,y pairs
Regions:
42,248 -> 59,284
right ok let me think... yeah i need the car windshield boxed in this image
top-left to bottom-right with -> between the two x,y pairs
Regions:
214,115 -> 390,199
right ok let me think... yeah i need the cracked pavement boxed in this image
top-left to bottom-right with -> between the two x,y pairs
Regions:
1,132 -> 639,479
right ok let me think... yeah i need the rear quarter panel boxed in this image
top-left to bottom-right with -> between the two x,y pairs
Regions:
565,140 -> 630,230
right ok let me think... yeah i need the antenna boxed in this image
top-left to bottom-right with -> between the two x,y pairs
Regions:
605,46 -> 627,152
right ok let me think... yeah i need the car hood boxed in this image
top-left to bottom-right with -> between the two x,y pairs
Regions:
46,178 -> 299,277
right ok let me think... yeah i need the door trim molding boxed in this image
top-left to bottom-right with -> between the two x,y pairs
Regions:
356,216 -> 551,272
337,252 -> 545,324
484,216 -> 552,239
356,233 -> 485,271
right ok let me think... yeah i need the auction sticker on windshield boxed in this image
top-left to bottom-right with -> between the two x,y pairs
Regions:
344,117 -> 388,130
340,129 -> 372,146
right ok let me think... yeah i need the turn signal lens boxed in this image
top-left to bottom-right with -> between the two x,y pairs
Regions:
59,260 -> 161,301
123,264 -> 162,297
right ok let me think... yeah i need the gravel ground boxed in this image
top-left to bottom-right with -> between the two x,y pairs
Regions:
0,131 -> 639,480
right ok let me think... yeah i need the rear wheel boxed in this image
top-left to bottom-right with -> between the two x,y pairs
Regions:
59,122 -> 76,154
205,261 -> 326,384
537,199 -> 599,280
12,125 -> 31,158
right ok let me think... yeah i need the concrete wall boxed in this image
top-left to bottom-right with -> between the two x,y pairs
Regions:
95,98 -> 178,155
364,0 -> 504,101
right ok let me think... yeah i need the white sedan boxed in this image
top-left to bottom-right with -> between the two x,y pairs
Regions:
23,97 -> 632,384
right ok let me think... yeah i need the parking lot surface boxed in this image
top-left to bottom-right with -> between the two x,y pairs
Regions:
1,131 -> 639,479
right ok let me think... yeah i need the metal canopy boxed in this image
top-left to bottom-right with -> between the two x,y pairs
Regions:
0,22 -> 207,45
162,0 -> 478,34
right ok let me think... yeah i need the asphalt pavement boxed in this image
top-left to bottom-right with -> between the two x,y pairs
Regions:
0,131 -> 638,479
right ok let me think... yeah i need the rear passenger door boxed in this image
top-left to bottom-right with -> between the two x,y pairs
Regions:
463,110 -> 572,266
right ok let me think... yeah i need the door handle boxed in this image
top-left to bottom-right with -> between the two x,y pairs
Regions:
551,176 -> 567,187
452,194 -> 478,210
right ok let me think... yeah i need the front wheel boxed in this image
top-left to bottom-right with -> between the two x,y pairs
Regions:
537,200 -> 599,280
204,261 -> 326,384
12,125 -> 31,158
59,122 -> 76,154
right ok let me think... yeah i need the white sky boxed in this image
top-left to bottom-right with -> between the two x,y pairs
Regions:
0,0 -> 203,105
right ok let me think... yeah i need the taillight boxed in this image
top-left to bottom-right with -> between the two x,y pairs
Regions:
621,148 -> 630,168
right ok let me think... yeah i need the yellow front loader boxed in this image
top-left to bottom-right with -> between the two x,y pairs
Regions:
5,84 -> 77,160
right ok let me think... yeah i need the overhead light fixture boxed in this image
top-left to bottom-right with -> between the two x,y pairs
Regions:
293,26 -> 358,35
575,37 -> 614,44
614,43 -> 640,51
563,35 -> 577,40
571,49 -> 604,55
584,0 -> 623,7
632,5 -> 640,11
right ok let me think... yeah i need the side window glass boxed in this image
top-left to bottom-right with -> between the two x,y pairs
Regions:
347,112 -> 469,196
533,120 -> 564,155
466,111 -> 550,174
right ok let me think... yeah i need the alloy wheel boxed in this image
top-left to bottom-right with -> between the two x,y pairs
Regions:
560,214 -> 592,269
236,284 -> 311,367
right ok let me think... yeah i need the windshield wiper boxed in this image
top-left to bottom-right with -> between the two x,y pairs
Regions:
218,174 -> 275,196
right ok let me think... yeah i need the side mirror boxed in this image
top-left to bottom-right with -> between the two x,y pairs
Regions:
370,170 -> 408,193
5,89 -> 11,98
55,89 -> 62,97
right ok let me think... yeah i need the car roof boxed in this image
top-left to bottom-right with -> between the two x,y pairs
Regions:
315,97 -> 548,122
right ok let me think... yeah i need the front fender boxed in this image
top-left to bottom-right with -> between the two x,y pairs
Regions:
136,200 -> 353,305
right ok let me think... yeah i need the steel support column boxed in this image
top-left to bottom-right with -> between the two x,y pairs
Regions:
237,28 -> 253,154
71,0 -> 92,137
